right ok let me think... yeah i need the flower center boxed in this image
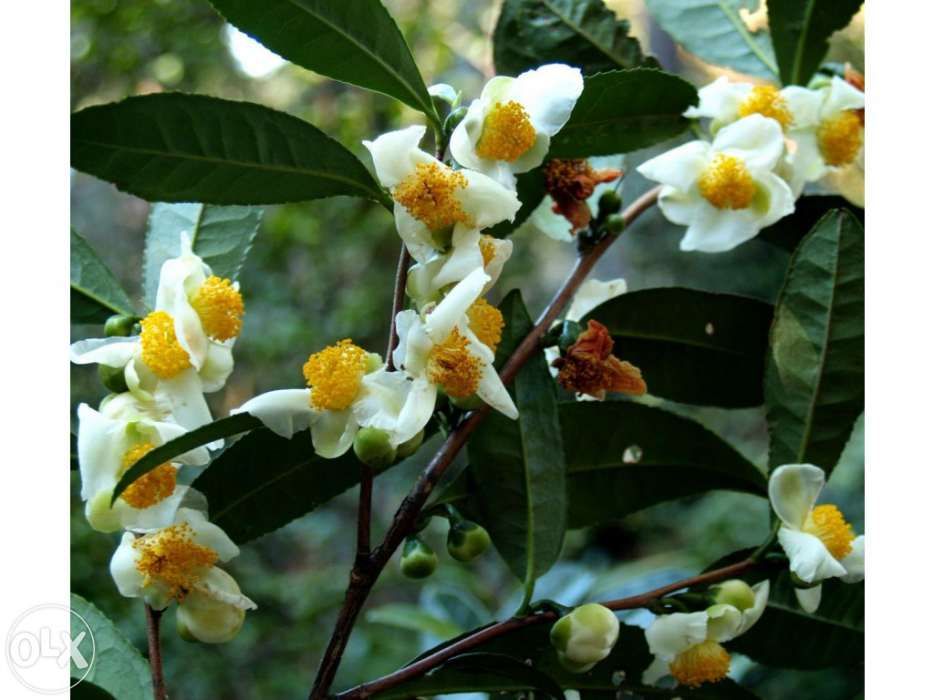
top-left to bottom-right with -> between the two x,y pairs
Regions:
393,162 -> 473,232
427,328 -> 482,398
803,504 -> 855,559
190,275 -> 244,341
467,299 -> 504,353
479,235 -> 497,268
697,154 -> 756,209
817,111 -> 863,167
133,523 -> 218,601
475,100 -> 537,162
303,339 -> 368,411
669,640 -> 731,688
139,310 -> 191,379
737,85 -> 793,129
119,442 -> 177,510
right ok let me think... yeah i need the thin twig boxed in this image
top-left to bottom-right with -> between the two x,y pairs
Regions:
144,604 -> 167,700
356,464 -> 373,560
308,187 -> 662,700
384,245 -> 411,369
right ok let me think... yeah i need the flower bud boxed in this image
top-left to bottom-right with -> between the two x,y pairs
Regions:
446,520 -> 491,562
444,106 -> 468,134
597,190 -> 622,218
353,427 -> 397,469
429,83 -> 460,116
104,314 -> 137,337
98,364 -> 129,394
549,603 -> 620,673
605,213 -> 626,234
396,429 -> 425,459
400,537 -> 437,579
711,579 -> 756,611
175,570 -> 247,644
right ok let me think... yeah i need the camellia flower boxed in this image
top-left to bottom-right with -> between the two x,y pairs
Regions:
77,393 -> 210,533
393,268 -> 517,419
363,125 -> 520,263
450,64 -> 584,187
637,114 -> 795,253
769,463 -> 864,612
110,508 -> 256,644
553,319 -> 646,400
643,580 -> 769,688
685,77 -> 798,134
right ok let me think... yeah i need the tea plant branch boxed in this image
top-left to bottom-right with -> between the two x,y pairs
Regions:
337,557 -> 758,700
384,245 -> 412,369
308,186 -> 662,700
144,604 -> 167,700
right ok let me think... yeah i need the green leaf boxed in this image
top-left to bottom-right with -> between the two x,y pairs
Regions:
768,0 -> 863,85
469,291 -> 567,585
583,288 -> 774,407
765,210 -> 864,473
71,93 -> 389,206
730,574 -> 863,669
759,195 -> 863,252
111,413 -> 262,504
367,604 -> 463,639
645,0 -> 778,79
485,168 -> 547,238
142,203 -> 262,305
561,401 -> 766,528
209,0 -> 437,123
70,594 -> 154,700
548,68 -> 698,158
71,229 -> 137,324
493,0 -> 656,76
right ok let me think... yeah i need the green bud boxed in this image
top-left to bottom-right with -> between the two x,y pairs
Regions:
429,83 -> 460,116
396,429 -> 425,459
444,106 -> 468,134
605,213 -> 626,234
597,190 -> 622,218
104,314 -> 136,337
176,617 -> 198,643
353,427 -> 397,469
364,352 -> 384,373
446,520 -> 491,562
711,579 -> 756,611
549,603 -> 620,674
400,537 -> 437,579
557,320 -> 583,353
98,364 -> 129,394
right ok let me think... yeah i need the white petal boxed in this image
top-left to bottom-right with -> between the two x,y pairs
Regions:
525,197 -> 574,242
434,228 -> 486,289
642,655 -> 672,686
637,141 -> 710,192
110,532 -> 144,599
393,205 -> 437,264
199,342 -> 234,393
756,171 -> 796,228
645,611 -> 709,659
840,535 -> 865,583
566,278 -> 627,322
823,76 -> 865,117
737,580 -> 771,636
712,114 -> 785,172
156,369 -> 213,434
778,527 -> 847,583
449,97 -> 489,172
705,604 -> 744,642
179,572 -> 248,643
794,584 -> 823,613
782,86 -> 822,128
425,268 -> 489,342
656,186 -> 703,227
311,408 -> 357,458
234,389 -> 315,438
77,403 -> 127,502
354,370 -> 435,445
157,252 -> 209,370
406,256 -> 447,309
178,507 -> 240,562
510,64 -> 583,136
685,77 -> 748,121
70,337 -> 138,368
458,170 -> 522,228
769,463 -> 826,529
482,236 -> 512,290
475,361 -> 518,419
392,309 -> 423,373
362,125 -> 429,187
117,481 -> 188,531
679,204 -> 761,253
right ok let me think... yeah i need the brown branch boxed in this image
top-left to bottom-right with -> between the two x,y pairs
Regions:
144,604 -> 167,700
385,245 -> 411,369
338,557 -> 757,700
308,187 -> 662,700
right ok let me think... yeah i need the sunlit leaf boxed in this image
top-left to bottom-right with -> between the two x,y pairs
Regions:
71,229 -> 137,324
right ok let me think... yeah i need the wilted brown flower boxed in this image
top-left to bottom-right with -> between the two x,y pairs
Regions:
543,159 -> 622,233
553,319 -> 646,399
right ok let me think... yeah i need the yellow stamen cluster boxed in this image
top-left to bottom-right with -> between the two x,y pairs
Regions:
479,235 -> 497,268
804,504 -> 856,559
120,442 -> 177,510
818,111 -> 863,167
475,101 -> 537,162
303,339 -> 368,411
467,299 -> 504,353
737,85 -> 793,129
427,328 -> 482,398
133,523 -> 218,601
698,154 -> 756,210
139,311 -> 191,379
190,275 -> 244,341
669,640 -> 731,688
393,162 -> 472,231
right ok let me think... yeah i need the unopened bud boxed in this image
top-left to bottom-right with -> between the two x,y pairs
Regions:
104,314 -> 136,337
446,520 -> 491,562
605,213 -> 626,234
400,537 -> 437,579
597,190 -> 622,218
711,579 -> 756,611
444,106 -> 468,134
98,364 -> 129,394
429,83 -> 460,116
175,571 -> 248,644
353,427 -> 397,469
396,429 -> 425,459
549,603 -> 620,673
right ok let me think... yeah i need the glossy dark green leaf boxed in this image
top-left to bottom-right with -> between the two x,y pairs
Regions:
469,291 -> 567,584
759,195 -> 864,252
562,401 -> 766,527
111,413 -> 262,504
645,0 -> 778,79
209,0 -> 437,122
71,93 -> 389,206
765,210 -> 864,472
583,288 -> 774,407
70,594 -> 153,700
493,0 -> 656,76
142,203 -> 262,305
485,168 -> 546,238
768,0 -> 863,85
548,69 -> 697,158
71,229 -> 137,324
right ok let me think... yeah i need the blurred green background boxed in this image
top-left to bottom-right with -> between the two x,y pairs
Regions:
70,1 -> 864,697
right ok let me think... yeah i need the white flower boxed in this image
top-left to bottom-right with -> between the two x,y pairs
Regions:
685,77 -> 797,133
77,395 -> 210,533
637,114 -> 795,253
450,64 -> 584,187
110,507 -> 256,643
393,268 -> 517,419
363,125 -> 520,263
643,581 -> 769,688
769,464 -> 865,613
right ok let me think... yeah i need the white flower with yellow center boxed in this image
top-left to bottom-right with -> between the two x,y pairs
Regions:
363,126 -> 521,263
110,508 -> 256,644
450,64 -> 584,187
233,343 -> 434,459
77,393 -> 210,533
769,464 -> 865,613
685,77 -> 798,134
637,114 -> 795,253
393,268 -> 517,419
643,581 -> 769,688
